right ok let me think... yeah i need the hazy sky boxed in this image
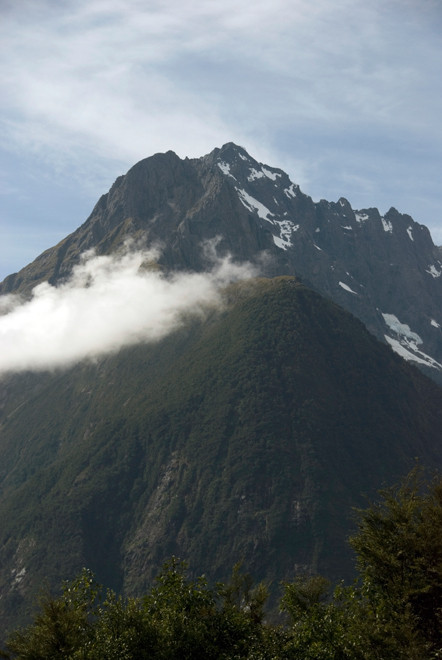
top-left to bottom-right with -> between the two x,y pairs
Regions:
1,0 -> 442,281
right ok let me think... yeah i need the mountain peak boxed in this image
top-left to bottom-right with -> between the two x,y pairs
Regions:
2,143 -> 442,385
213,141 -> 250,160
202,142 -> 254,175
207,143 -> 290,193
220,141 -> 248,154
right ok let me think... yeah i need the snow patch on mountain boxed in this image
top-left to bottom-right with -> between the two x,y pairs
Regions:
407,227 -> 414,241
426,264 -> 442,278
247,168 -> 265,182
339,281 -> 358,294
381,313 -> 442,369
218,162 -> 235,178
234,184 -> 298,250
381,218 -> 393,233
235,188 -> 273,220
355,212 -> 369,223
382,313 -> 422,345
431,319 -> 441,329
270,220 -> 298,250
235,187 -> 296,248
262,166 -> 281,181
385,336 -> 442,370
284,184 -> 297,199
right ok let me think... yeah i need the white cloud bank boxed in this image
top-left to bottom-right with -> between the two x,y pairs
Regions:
0,247 -> 256,375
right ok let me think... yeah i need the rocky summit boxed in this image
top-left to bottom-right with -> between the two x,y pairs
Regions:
3,142 -> 442,383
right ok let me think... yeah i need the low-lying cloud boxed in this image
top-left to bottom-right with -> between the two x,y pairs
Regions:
0,247 -> 257,375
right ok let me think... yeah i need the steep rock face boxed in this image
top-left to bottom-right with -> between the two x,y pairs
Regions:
294,201 -> 442,377
1,142 -> 441,383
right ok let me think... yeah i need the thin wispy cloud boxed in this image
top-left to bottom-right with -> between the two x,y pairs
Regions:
0,245 -> 257,374
1,0 -> 440,163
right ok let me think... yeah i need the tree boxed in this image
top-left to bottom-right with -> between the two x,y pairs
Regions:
3,559 -> 277,659
5,569 -> 99,659
143,558 -> 276,659
350,467 -> 442,656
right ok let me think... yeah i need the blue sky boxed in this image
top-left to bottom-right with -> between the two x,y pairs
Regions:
1,0 -> 442,282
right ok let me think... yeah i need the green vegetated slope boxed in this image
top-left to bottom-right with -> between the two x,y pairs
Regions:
1,276 -> 442,635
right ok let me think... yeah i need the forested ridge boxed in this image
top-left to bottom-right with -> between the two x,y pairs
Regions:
2,277 -> 442,639
3,469 -> 442,659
